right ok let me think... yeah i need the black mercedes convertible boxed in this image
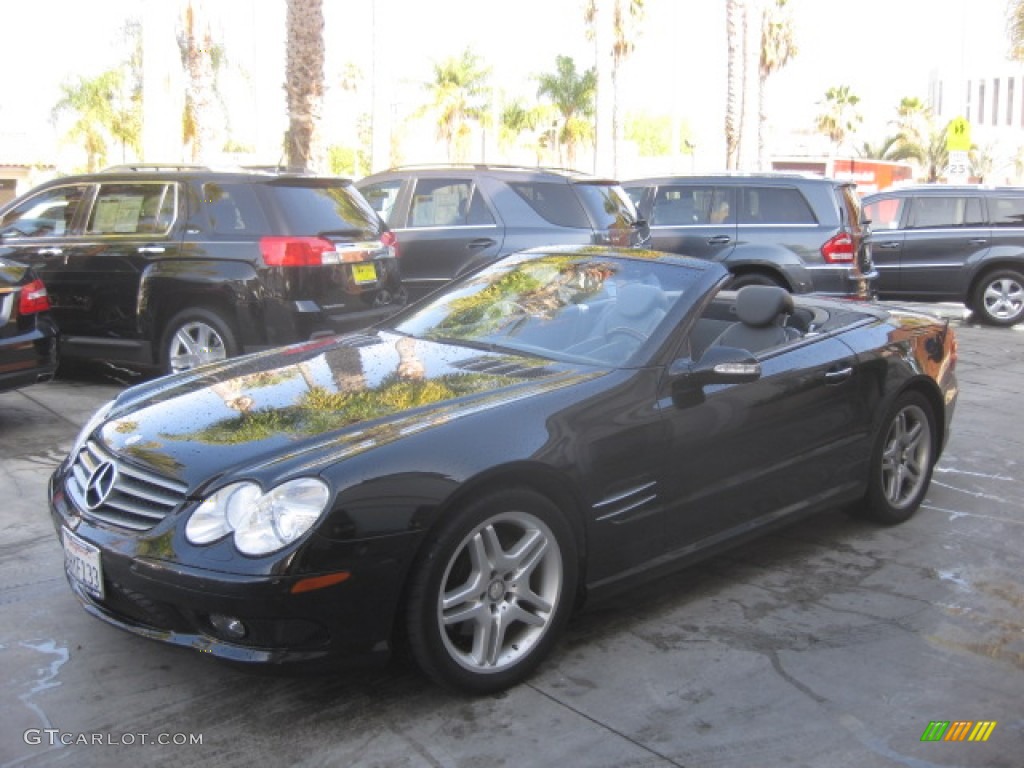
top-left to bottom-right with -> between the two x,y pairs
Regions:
50,246 -> 958,693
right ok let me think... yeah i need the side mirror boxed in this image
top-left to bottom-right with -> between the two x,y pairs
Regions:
670,346 -> 761,387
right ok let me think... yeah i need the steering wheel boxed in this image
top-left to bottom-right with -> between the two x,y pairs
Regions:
607,326 -> 647,343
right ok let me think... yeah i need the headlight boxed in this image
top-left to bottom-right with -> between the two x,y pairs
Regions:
69,400 -> 116,459
185,478 -> 330,556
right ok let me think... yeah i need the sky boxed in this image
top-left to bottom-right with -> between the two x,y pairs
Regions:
0,0 -> 1015,173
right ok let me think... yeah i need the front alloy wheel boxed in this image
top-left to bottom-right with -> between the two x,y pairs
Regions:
861,392 -> 936,525
406,489 -> 577,693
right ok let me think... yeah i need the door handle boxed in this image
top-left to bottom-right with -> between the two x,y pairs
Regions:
824,366 -> 853,384
467,238 -> 496,251
37,247 -> 63,256
875,241 -> 901,250
707,235 -> 732,245
968,238 -> 987,246
137,246 -> 166,254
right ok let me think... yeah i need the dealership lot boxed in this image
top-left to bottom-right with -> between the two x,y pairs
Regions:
1,306 -> 1021,768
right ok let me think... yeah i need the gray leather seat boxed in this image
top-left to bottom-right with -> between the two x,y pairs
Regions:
710,285 -> 800,354
603,283 -> 667,340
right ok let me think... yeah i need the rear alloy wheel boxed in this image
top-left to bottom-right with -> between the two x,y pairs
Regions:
972,269 -> 1024,326
162,308 -> 239,374
405,489 -> 577,693
860,392 -> 936,525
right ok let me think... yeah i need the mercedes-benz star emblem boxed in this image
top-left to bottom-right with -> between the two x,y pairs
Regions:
84,462 -> 118,510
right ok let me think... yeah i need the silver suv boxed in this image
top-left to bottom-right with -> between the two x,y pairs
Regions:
624,174 -> 875,298
862,185 -> 1024,326
357,165 -> 646,302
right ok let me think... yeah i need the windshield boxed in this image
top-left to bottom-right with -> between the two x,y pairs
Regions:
389,250 -> 702,367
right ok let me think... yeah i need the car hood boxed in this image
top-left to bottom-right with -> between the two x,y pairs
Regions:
96,331 -> 602,489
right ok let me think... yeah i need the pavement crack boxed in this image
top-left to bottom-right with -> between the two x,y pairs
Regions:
768,650 -> 827,704
527,683 -> 687,767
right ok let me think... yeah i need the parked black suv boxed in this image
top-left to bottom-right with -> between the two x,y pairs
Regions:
356,164 -> 646,301
0,257 -> 58,391
862,185 -> 1024,326
0,166 -> 404,373
623,174 -> 875,297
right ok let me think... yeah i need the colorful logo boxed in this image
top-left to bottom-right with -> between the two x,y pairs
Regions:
920,721 -> 997,742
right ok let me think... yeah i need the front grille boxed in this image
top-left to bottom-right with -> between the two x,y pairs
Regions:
66,440 -> 189,531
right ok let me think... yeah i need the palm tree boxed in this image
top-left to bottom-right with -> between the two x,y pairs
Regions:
757,0 -> 797,170
893,96 -> 930,147
724,0 -> 744,169
585,0 -> 645,176
815,85 -> 862,154
420,49 -> 491,162
857,135 -> 922,163
179,0 -> 220,164
536,55 -> 597,167
284,0 -> 325,171
1009,0 -> 1024,59
52,70 -> 124,172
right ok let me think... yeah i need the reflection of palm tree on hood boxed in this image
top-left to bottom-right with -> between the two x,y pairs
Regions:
326,344 -> 367,392
210,380 -> 255,414
397,336 -> 426,381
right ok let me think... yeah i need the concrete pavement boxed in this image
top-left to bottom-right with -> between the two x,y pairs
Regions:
1,309 -> 1022,767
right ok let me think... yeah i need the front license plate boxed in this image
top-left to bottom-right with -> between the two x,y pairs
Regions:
63,528 -> 104,601
351,262 -> 378,284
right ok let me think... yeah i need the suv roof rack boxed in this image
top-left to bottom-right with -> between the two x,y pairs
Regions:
101,164 -> 212,173
383,163 -> 591,177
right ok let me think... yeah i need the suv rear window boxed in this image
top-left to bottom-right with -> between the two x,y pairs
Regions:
263,180 -> 382,236
739,187 -> 816,225
508,182 -> 591,229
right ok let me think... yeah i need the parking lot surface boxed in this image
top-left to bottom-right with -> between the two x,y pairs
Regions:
1,305 -> 1022,767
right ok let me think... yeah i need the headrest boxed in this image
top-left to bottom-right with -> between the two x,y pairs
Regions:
735,285 -> 794,327
617,283 -> 664,319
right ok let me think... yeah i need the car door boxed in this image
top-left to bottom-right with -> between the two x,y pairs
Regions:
0,182 -> 97,333
645,183 -> 737,261
983,192 -> 1024,262
656,329 -> 867,553
877,194 -> 987,300
862,194 -> 907,295
65,180 -> 183,345
389,177 -> 503,302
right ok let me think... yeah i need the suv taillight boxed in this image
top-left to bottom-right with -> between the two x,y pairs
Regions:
18,279 -> 51,314
821,232 -> 855,264
260,236 -> 337,266
380,230 -> 400,258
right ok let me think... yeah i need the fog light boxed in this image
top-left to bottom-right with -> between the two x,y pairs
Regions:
209,613 -> 247,639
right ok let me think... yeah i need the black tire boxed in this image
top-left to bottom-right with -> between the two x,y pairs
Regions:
405,488 -> 578,694
728,272 -> 786,291
858,392 -> 937,525
971,268 -> 1024,326
161,308 -> 239,375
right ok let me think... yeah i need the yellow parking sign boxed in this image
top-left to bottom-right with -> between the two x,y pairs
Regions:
946,117 -> 972,152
